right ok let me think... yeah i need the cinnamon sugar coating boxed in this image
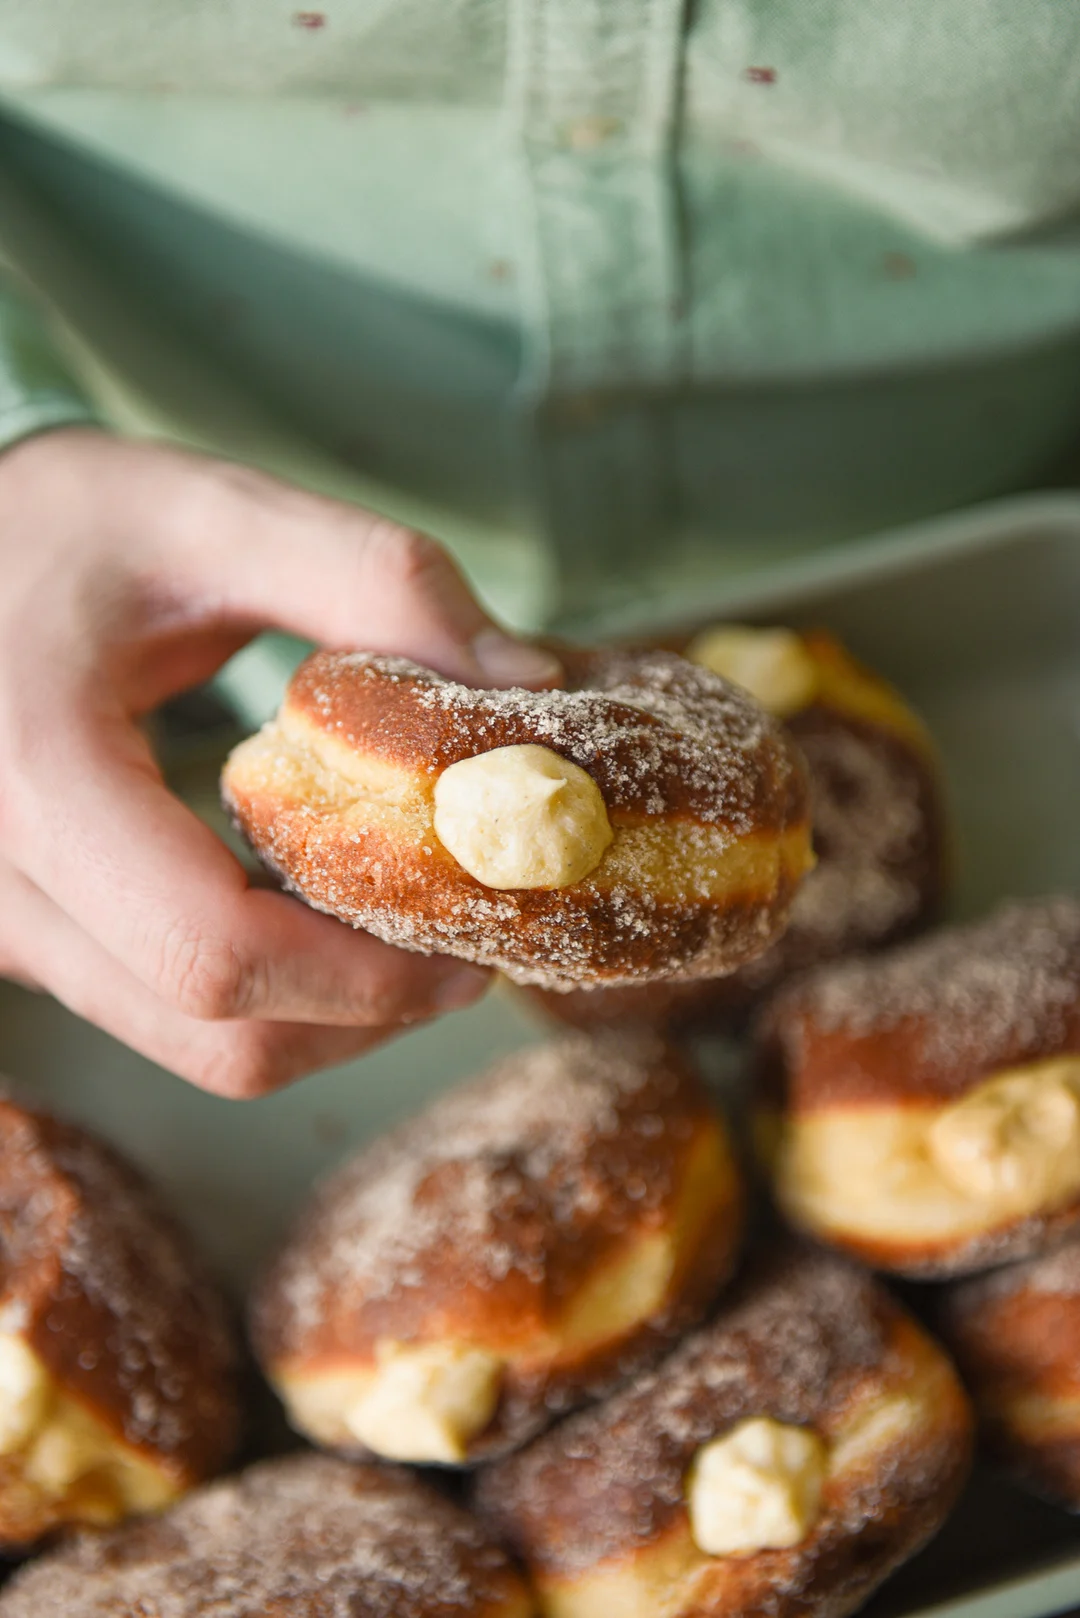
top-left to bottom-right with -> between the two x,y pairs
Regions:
222,646 -> 811,989
0,1454 -> 534,1618
252,1033 -> 742,1459
753,899 -> 1080,1277
757,897 -> 1080,1113
0,1099 -> 238,1518
478,1244 -> 972,1618
526,703 -> 944,1031
941,1233 -> 1080,1507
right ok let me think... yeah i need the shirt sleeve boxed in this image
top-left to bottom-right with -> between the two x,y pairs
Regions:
0,269 -> 102,452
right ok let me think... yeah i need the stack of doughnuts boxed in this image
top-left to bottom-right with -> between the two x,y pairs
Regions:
753,893 -> 1080,1516
6,627 -> 1079,1612
526,625 -> 946,1030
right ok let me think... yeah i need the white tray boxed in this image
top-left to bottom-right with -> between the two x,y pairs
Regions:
3,492 -> 1080,1613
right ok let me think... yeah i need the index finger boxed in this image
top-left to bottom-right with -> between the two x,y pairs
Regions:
7,702 -> 488,1026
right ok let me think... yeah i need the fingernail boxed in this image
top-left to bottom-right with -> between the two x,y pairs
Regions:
434,965 -> 491,1013
471,629 -> 563,689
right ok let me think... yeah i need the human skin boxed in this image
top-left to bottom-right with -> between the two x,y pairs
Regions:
0,429 -> 561,1098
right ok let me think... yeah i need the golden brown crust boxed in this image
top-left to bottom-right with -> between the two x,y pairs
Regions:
0,1454 -> 534,1618
773,1194 -> 1080,1282
940,1237 -> 1080,1507
476,1244 -> 972,1618
0,1099 -> 239,1540
752,901 -> 1080,1278
221,646 -> 812,990
755,898 -> 1080,1114
251,1034 -> 742,1460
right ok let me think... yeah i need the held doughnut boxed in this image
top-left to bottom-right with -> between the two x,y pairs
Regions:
0,1453 -> 535,1618
476,1243 -> 971,1618
756,897 -> 1080,1277
221,645 -> 812,989
940,1234 -> 1080,1508
251,1033 -> 742,1465
0,1097 -> 239,1548
527,627 -> 944,1030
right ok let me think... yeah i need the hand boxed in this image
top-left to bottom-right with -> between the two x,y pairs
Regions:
0,429 -> 561,1098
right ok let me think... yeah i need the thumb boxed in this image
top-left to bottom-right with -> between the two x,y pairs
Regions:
165,456 -> 562,689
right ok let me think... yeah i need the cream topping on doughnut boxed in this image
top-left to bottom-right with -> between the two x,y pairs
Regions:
225,645 -> 813,990
343,1342 -> 503,1463
687,1417 -> 826,1555
687,626 -> 817,718
929,1059 -> 1080,1203
775,1089 -> 1080,1256
477,1247 -> 887,1578
433,745 -> 613,890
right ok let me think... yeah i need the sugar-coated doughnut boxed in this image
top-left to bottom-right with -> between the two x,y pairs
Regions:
221,645 -> 812,990
756,897 -> 1080,1278
0,1453 -> 535,1618
0,1097 -> 239,1548
251,1033 -> 742,1465
526,628 -> 944,1030
476,1244 -> 971,1618
940,1233 -> 1080,1508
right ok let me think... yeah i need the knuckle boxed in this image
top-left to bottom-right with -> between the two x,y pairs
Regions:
192,1028 -> 281,1099
363,521 -> 448,596
157,925 -> 251,1021
191,1024 -> 306,1100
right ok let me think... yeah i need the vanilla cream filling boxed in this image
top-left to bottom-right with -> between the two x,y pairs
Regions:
687,1418 -> 826,1556
346,1343 -> 503,1465
433,745 -> 614,890
277,1236 -> 677,1464
687,626 -> 817,718
0,1332 -> 177,1521
283,1343 -> 503,1465
775,1057 -> 1080,1247
277,1122 -> 740,1465
230,711 -> 812,910
535,1324 -> 956,1618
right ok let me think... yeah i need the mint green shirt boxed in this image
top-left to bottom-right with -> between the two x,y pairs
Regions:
3,0 -> 1080,631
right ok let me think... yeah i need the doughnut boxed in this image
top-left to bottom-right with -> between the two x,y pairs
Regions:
251,1032 -> 742,1465
756,896 -> 1080,1278
0,1097 -> 239,1549
0,1452 -> 534,1618
221,644 -> 812,989
526,626 -> 944,1030
476,1243 -> 971,1618
940,1233 -> 1080,1508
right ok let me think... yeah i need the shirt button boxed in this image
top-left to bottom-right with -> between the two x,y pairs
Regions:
562,115 -> 623,151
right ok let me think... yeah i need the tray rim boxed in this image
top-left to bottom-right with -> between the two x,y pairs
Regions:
603,489 -> 1080,638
